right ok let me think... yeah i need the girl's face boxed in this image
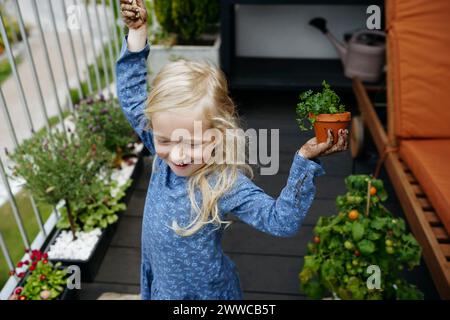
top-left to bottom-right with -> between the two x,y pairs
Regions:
152,108 -> 216,177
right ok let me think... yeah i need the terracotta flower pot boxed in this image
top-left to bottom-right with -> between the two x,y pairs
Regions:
309,112 -> 351,144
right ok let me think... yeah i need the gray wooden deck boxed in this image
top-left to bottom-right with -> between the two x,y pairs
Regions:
78,90 -> 438,300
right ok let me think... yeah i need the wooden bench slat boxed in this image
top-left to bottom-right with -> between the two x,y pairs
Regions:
440,244 -> 450,258
405,172 -> 417,184
433,227 -> 450,242
425,212 -> 441,226
419,198 -> 434,211
412,184 -> 425,197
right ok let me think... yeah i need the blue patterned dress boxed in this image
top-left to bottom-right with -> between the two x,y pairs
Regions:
116,36 -> 326,300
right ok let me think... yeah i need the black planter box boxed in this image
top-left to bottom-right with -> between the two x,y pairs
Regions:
44,222 -> 116,283
41,150 -> 145,283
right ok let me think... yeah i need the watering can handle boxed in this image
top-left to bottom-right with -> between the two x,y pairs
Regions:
350,29 -> 386,42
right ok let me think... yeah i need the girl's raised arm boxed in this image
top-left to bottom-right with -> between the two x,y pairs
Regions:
116,1 -> 155,154
220,153 -> 326,237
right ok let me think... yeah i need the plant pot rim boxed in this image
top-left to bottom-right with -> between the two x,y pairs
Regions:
151,34 -> 221,50
309,111 -> 352,122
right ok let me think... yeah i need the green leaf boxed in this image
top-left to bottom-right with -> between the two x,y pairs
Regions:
357,239 -> 376,255
304,255 -> 321,272
371,217 -> 387,230
352,222 -> 364,241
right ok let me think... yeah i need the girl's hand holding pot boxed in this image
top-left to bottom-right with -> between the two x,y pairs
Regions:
299,128 -> 348,159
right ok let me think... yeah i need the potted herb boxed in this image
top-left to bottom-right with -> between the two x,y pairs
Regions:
8,250 -> 74,300
296,81 -> 351,145
74,97 -> 138,168
299,175 -> 423,300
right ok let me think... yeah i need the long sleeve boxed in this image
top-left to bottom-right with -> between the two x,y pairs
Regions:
116,36 -> 155,154
220,153 -> 326,237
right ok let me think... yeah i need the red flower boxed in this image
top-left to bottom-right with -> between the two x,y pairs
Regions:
42,259 -> 48,265
17,261 -> 23,268
39,274 -> 46,281
18,272 -> 25,278
32,261 -> 37,267
14,287 -> 23,295
43,253 -> 48,259
18,295 -> 27,300
29,265 -> 36,271
23,260 -> 30,265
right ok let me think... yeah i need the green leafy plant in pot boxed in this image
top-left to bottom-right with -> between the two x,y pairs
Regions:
8,129 -> 113,240
299,175 -> 423,300
296,80 -> 351,145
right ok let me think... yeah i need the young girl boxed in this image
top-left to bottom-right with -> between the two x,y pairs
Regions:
117,0 -> 348,300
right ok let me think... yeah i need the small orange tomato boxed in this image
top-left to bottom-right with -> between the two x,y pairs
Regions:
348,210 -> 359,221
370,186 -> 377,196
313,236 -> 320,244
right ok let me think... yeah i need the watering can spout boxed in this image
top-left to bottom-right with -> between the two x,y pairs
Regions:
309,17 -> 348,63
325,32 -> 347,61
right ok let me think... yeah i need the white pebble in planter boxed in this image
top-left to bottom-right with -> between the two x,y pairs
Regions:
47,228 -> 102,261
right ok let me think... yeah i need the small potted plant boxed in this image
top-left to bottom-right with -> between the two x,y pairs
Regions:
8,250 -> 73,300
296,80 -> 351,145
299,175 -> 423,300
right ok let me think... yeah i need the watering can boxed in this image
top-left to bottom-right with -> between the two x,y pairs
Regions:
309,17 -> 386,82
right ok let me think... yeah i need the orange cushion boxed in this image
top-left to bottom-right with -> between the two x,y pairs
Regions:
399,139 -> 450,234
387,0 -> 450,138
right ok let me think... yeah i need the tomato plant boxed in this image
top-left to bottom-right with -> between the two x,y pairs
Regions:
299,175 -> 423,300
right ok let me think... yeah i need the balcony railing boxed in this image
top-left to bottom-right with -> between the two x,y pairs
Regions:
0,0 -> 124,300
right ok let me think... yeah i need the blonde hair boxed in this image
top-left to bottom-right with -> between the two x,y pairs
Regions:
145,59 -> 253,237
